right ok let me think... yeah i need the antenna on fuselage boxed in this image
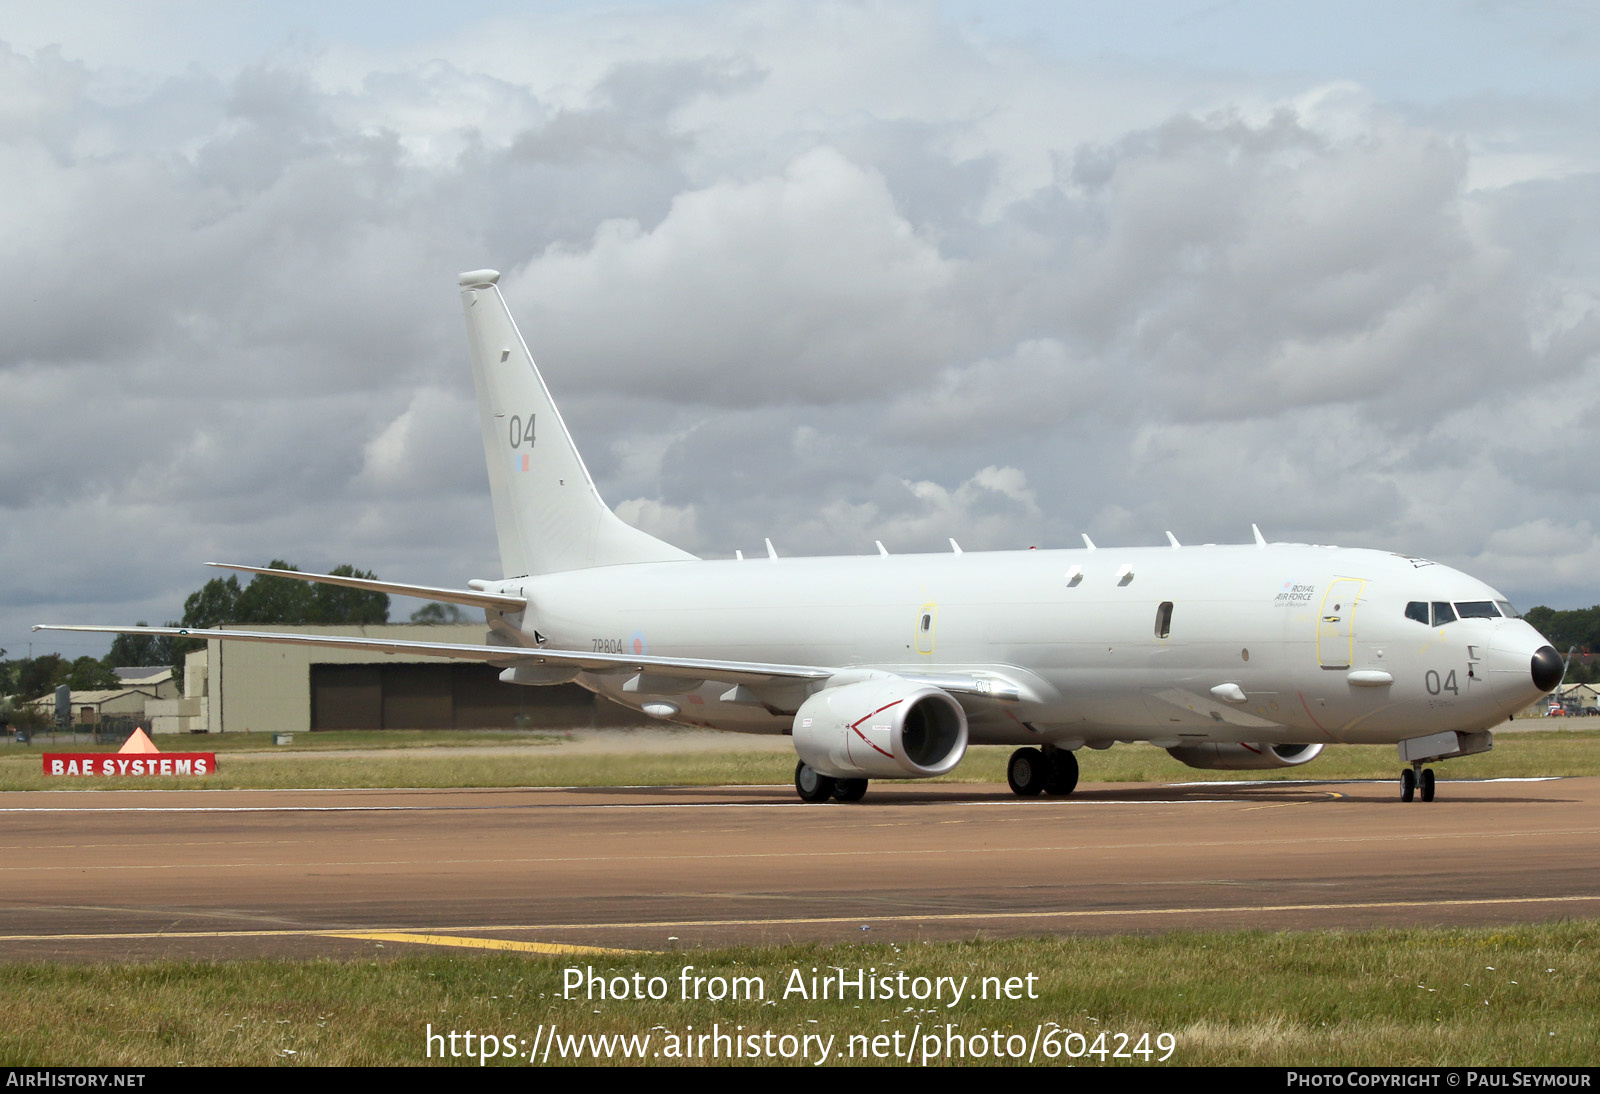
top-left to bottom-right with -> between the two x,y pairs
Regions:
1082,534 -> 1097,550
1165,531 -> 1181,548
1252,524 -> 1267,548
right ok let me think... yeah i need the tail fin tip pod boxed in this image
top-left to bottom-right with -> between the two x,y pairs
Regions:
459,269 -> 696,577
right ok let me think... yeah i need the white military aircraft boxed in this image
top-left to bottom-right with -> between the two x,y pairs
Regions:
41,270 -> 1563,804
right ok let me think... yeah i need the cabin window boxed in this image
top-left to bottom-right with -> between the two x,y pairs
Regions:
1155,601 -> 1173,639
1432,601 -> 1457,626
920,613 -> 932,632
1405,602 -> 1429,625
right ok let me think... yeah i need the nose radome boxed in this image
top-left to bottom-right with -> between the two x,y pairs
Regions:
1531,646 -> 1564,693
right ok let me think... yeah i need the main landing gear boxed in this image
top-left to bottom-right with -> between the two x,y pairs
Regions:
1399,764 -> 1436,803
1006,746 -> 1079,798
794,761 -> 869,803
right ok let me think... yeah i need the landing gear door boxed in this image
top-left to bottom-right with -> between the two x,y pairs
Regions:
1317,579 -> 1364,669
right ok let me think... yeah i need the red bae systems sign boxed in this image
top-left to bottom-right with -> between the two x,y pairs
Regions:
43,754 -> 216,776
42,725 -> 215,777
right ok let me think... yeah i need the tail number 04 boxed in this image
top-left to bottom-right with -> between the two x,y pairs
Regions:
509,414 -> 536,449
1424,669 -> 1459,696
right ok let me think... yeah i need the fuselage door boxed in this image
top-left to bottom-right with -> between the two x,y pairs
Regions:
1316,579 -> 1365,669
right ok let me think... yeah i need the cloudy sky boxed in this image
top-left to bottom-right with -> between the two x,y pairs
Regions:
4,1 -> 1599,661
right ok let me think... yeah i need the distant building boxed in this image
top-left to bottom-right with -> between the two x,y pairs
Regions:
111,666 -> 178,695
1552,682 -> 1600,715
27,684 -> 166,726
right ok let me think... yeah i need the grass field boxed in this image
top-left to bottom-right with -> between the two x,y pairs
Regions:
1,727 -> 1596,791
1,926 -> 1594,1066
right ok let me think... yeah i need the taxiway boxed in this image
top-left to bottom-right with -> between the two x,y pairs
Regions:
2,777 -> 1596,960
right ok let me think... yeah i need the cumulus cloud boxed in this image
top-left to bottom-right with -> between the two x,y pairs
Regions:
355,387 -> 482,497
507,146 -> 973,404
1045,109 -> 1541,420
786,465 -> 1045,557
614,496 -> 701,549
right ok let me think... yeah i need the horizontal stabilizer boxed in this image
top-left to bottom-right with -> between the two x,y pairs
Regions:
206,563 -> 527,612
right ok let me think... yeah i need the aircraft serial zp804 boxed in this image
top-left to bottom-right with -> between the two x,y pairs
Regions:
42,270 -> 1564,804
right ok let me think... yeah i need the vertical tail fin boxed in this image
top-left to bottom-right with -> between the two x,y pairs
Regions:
459,270 -> 696,576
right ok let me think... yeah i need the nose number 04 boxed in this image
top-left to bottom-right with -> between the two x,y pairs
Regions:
1424,669 -> 1459,696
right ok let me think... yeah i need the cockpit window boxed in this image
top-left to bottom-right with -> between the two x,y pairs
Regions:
1407,600 -> 1512,625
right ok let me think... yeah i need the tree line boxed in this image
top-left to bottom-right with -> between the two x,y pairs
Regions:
1,562 -> 389,705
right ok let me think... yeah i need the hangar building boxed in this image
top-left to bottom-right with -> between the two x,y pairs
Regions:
153,624 -> 638,734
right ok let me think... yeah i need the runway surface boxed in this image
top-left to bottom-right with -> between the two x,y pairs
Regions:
3,777 -> 1598,961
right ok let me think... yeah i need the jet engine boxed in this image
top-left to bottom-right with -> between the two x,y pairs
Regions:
793,679 -> 968,779
1165,742 -> 1324,770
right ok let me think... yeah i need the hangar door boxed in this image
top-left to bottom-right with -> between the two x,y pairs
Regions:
312,664 -> 453,729
310,663 -> 628,730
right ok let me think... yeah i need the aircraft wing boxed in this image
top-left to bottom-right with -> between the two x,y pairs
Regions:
33,623 -> 1031,700
34,624 -> 835,689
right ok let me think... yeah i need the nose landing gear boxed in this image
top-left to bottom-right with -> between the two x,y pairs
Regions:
1395,730 -> 1491,803
1399,764 -> 1436,803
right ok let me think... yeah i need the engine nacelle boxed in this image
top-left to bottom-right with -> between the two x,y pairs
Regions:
1166,742 -> 1324,771
793,679 -> 968,780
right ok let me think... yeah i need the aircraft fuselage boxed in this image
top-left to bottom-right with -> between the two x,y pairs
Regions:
498,542 -> 1552,748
